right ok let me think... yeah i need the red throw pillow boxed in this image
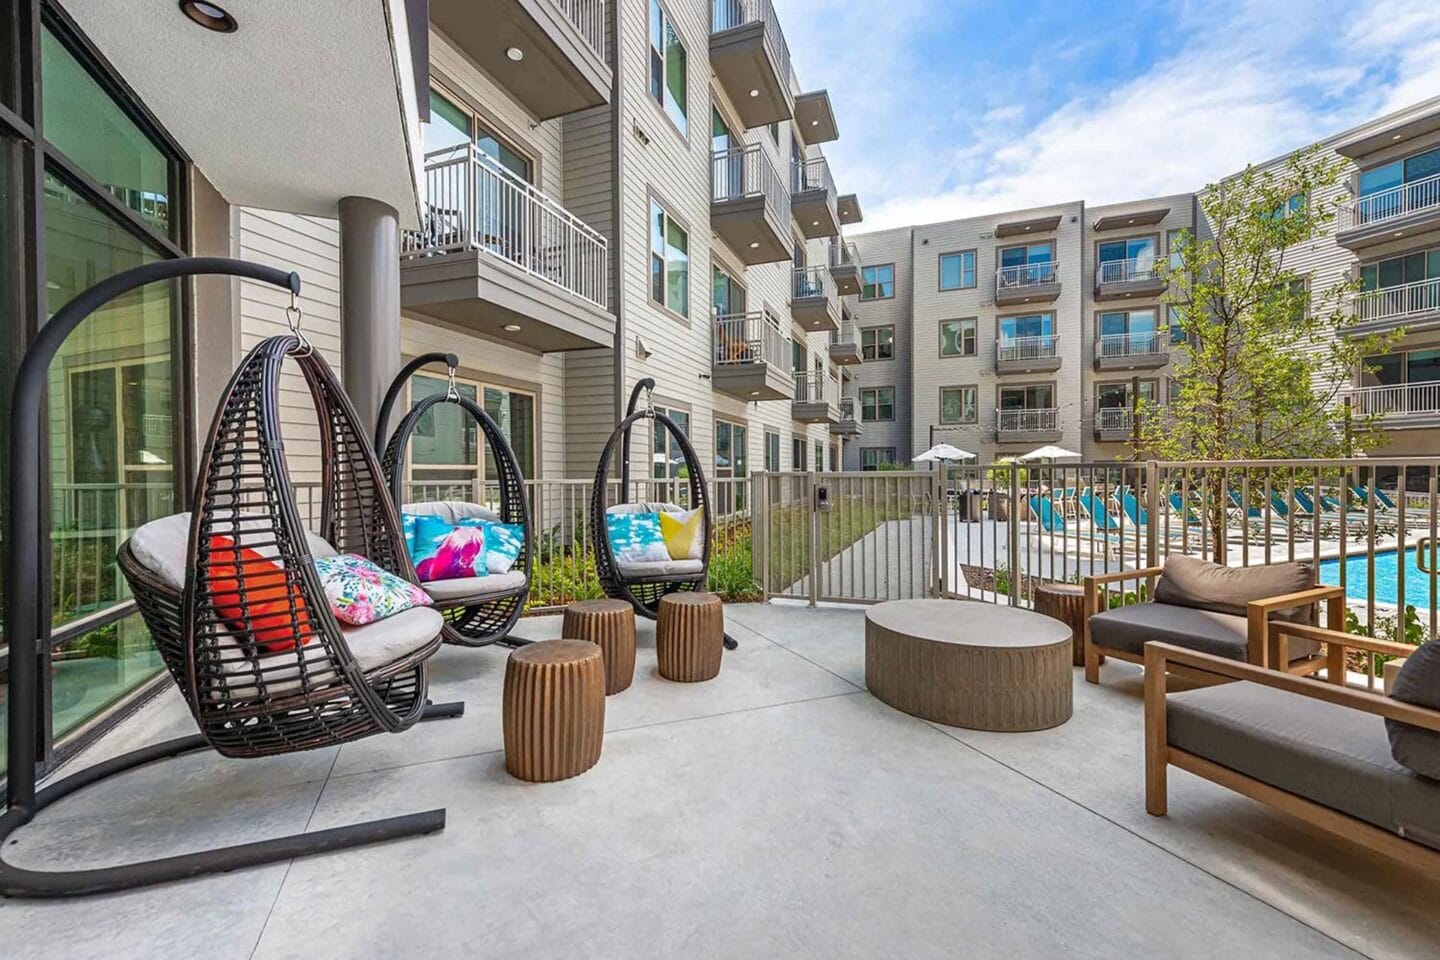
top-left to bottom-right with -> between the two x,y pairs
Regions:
206,535 -> 311,654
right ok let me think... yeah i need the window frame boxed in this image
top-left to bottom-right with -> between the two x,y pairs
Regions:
859,386 -> 895,422
649,192 -> 691,319
648,0 -> 689,139
938,249 -> 977,291
404,369 -> 540,488
764,429 -> 781,472
861,262 -> 895,301
860,447 -> 896,471
938,317 -> 977,357
861,325 -> 894,361
939,384 -> 978,425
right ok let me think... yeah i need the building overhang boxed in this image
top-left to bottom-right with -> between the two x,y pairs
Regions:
1336,109 -> 1440,159
1092,208 -> 1170,231
994,215 -> 1062,238
794,90 -> 838,144
837,194 -> 863,226
64,0 -> 425,229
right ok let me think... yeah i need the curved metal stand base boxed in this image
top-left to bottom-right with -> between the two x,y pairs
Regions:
1,701 -> 468,898
723,632 -> 739,651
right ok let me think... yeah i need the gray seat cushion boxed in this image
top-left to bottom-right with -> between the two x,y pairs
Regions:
1168,682 -> 1440,852
1089,602 -> 1320,663
1154,555 -> 1314,623
421,571 -> 527,604
1385,640 -> 1440,781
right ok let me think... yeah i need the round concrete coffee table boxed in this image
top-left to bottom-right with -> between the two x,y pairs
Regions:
865,599 -> 1072,731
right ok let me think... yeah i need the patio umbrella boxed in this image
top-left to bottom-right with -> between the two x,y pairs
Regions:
913,443 -> 977,463
1016,445 -> 1081,462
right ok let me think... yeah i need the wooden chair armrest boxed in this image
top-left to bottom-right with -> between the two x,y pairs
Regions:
1246,585 -> 1344,616
1083,566 -> 1164,619
1247,585 -> 1347,668
1270,622 -> 1418,659
1143,642 -> 1440,732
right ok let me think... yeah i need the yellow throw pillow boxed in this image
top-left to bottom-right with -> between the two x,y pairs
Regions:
659,507 -> 704,561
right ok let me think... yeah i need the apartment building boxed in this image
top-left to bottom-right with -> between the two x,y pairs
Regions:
846,97 -> 1440,472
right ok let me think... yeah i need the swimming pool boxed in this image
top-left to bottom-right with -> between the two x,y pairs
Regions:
1318,547 -> 1434,610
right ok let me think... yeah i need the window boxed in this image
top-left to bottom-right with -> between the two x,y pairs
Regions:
407,375 -> 537,489
998,243 -> 1055,286
1097,237 -> 1155,264
791,336 -> 806,373
939,250 -> 976,290
939,318 -> 976,357
860,386 -> 895,421
861,263 -> 894,300
1360,247 -> 1440,291
940,386 -> 977,424
999,384 -> 1055,410
650,199 -> 689,317
1359,146 -> 1440,197
764,430 -> 781,472
1098,309 -> 1160,356
651,404 -> 691,505
715,419 -> 748,512
814,440 -> 825,472
712,264 -> 745,316
768,121 -> 779,144
1096,380 -> 1157,432
1168,304 -> 1188,343
792,436 -> 807,471
861,448 -> 896,471
861,326 -> 894,361
997,313 -> 1054,344
649,0 -> 687,135
1362,349 -> 1440,388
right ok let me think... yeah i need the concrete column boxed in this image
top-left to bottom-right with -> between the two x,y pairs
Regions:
338,196 -> 402,435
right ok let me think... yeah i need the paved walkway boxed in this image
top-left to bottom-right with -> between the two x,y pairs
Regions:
3,604 -> 1436,959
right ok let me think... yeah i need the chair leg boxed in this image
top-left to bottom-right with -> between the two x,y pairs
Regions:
1084,639 -> 1101,684
1143,645 -> 1168,816
723,631 -> 739,651
0,735 -> 445,899
422,700 -> 466,720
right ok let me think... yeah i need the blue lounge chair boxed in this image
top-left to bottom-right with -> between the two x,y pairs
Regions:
1029,494 -> 1065,533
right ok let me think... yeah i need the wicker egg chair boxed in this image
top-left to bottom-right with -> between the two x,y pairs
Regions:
378,354 -> 532,647
589,381 -> 737,649
1,258 -> 457,899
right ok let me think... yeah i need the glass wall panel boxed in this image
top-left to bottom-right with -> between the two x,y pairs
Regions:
41,26 -> 172,236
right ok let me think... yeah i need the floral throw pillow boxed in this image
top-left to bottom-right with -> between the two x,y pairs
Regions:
411,516 -> 488,582
606,512 -> 670,564
313,554 -> 432,626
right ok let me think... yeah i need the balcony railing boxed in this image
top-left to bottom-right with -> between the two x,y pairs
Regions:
1352,277 -> 1440,325
714,311 -> 788,368
832,312 -> 858,345
1349,382 -> 1440,417
555,0 -> 608,61
793,155 -> 835,198
996,262 -> 1058,288
794,370 -> 838,406
1097,331 -> 1166,359
996,334 -> 1059,362
1096,255 -> 1161,285
793,265 -> 834,301
1343,172 -> 1440,229
712,143 -> 787,209
838,397 -> 857,421
711,0 -> 791,82
829,238 -> 860,269
996,408 -> 1059,433
402,146 -> 608,308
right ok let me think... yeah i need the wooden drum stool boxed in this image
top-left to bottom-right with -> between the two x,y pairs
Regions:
1032,581 -> 1091,667
656,592 -> 724,682
503,640 -> 605,782
562,599 -> 637,695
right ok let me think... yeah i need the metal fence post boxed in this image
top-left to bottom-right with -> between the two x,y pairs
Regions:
1145,460 -> 1160,570
808,471 -> 820,607
1008,462 -> 1021,607
753,472 -> 767,599
933,466 -> 945,598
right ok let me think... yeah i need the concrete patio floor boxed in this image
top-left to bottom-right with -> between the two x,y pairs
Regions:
3,602 -> 1438,959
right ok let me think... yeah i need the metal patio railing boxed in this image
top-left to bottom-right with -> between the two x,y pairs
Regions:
555,0 -> 607,61
402,145 -> 608,308
996,334 -> 1059,363
996,408 -> 1059,434
997,262 -> 1058,288
1097,330 -> 1166,359
1353,277 -> 1440,325
712,142 -> 788,214
1342,172 -> 1440,230
1348,382 -> 1440,417
1096,254 -> 1161,285
714,311 -> 789,369
711,0 -> 791,84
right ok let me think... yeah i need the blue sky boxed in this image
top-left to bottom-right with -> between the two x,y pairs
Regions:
774,0 -> 1440,232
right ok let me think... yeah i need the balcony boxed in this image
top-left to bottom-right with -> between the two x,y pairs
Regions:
995,407 -> 1061,443
792,370 -> 840,423
837,193 -> 863,226
995,335 -> 1062,375
994,263 -> 1061,306
1094,331 -> 1168,371
712,311 -> 793,400
828,239 -> 862,295
400,147 -> 613,352
794,90 -> 838,144
711,144 -> 791,265
829,310 -> 862,365
1350,277 -> 1440,335
793,266 -> 840,333
710,0 -> 793,129
1094,255 -> 1165,301
429,0 -> 610,122
1092,406 -> 1166,442
1336,173 -> 1440,250
1348,383 -> 1440,429
793,156 -> 840,239
830,397 -> 861,436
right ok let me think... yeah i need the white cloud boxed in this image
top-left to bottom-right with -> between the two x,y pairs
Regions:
776,0 -> 1440,234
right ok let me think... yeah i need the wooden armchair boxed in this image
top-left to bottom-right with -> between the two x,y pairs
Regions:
1144,632 -> 1440,872
1082,561 -> 1344,685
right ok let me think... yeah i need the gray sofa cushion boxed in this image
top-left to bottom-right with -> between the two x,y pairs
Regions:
1088,602 -> 1321,663
1154,556 -> 1314,623
1385,640 -> 1440,781
1168,681 -> 1440,852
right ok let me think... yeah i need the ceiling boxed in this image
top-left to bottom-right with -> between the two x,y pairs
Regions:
64,0 -> 423,228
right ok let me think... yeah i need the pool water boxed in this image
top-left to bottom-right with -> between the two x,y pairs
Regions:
1319,547 -> 1434,611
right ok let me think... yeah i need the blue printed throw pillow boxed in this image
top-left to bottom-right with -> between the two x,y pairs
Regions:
483,522 -> 524,574
410,515 -> 487,582
606,512 -> 670,564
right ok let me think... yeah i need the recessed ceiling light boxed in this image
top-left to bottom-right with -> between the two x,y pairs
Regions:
1392,133 -> 1403,140
1394,231 -> 1404,237
810,119 -> 819,126
749,390 -> 761,397
503,323 -> 522,332
749,89 -> 760,98
1127,218 -> 1134,224
506,47 -> 524,61
179,0 -> 237,32
811,220 -> 819,226
749,241 -> 760,248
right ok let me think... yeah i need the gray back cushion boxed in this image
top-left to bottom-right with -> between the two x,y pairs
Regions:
1386,640 -> 1440,781
1154,555 -> 1313,623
